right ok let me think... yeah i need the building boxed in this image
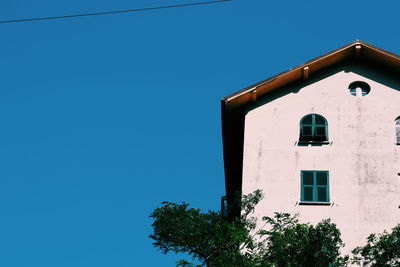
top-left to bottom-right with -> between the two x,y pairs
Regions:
221,40 -> 400,255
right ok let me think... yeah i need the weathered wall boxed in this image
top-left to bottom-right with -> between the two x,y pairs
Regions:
242,64 -> 400,256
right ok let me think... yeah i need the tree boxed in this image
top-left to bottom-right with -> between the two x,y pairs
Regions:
149,190 -> 263,267
260,213 -> 348,266
149,190 -> 348,267
352,225 -> 400,266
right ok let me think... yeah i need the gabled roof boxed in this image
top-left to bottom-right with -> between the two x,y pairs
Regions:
222,40 -> 400,111
221,41 -> 400,215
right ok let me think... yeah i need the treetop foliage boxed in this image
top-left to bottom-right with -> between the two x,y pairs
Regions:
149,190 -> 349,267
150,189 -> 400,266
352,224 -> 400,266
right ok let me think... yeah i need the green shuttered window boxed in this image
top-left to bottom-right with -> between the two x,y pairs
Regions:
301,171 -> 329,203
300,114 -> 328,142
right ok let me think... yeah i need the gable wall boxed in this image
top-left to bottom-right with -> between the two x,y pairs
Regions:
242,65 -> 400,254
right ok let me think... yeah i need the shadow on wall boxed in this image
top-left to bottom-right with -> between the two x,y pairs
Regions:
245,62 -> 400,115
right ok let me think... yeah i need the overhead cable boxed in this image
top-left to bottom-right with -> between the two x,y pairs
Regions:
0,0 -> 232,24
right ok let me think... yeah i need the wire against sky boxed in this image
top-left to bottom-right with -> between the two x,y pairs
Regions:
0,0 -> 232,24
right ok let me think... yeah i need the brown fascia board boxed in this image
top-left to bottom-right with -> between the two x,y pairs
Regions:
221,40 -> 400,213
222,40 -> 400,111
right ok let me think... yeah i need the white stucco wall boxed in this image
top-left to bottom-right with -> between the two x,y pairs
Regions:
242,65 -> 400,256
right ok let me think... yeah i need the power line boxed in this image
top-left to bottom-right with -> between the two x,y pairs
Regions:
0,0 -> 232,24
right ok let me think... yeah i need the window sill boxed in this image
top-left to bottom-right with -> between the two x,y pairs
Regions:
299,202 -> 331,206
297,141 -> 331,146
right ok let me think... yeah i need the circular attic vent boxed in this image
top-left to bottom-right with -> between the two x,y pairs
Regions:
348,81 -> 371,96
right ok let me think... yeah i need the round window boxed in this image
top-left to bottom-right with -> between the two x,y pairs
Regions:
348,81 -> 370,96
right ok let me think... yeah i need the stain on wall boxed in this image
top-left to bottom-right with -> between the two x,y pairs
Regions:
242,64 -> 400,256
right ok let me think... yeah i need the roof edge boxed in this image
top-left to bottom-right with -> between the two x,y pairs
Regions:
221,40 -> 400,111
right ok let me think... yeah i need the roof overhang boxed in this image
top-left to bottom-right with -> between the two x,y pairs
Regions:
221,40 -> 400,215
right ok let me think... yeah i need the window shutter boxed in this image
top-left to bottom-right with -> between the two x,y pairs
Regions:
299,114 -> 328,142
301,171 -> 329,203
302,171 -> 314,201
316,172 -> 329,202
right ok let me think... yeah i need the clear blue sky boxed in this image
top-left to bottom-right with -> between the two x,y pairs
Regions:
0,0 -> 399,266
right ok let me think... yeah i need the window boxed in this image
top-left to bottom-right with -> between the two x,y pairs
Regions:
348,81 -> 370,96
299,114 -> 328,142
396,117 -> 400,145
301,171 -> 329,203
220,196 -> 228,218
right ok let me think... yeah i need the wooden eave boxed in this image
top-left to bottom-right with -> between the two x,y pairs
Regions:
221,40 -> 400,215
222,40 -> 400,111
